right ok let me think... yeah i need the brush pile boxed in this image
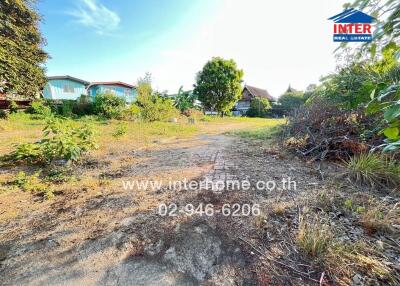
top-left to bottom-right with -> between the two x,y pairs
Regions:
283,99 -> 383,161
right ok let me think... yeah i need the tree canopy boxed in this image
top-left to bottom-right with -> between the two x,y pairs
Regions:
0,0 -> 48,100
194,57 -> 243,114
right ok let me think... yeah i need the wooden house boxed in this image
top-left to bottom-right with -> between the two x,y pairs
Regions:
43,76 -> 89,100
233,85 -> 275,115
87,82 -> 137,103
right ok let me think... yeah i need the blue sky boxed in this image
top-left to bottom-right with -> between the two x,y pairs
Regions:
38,0 -> 347,97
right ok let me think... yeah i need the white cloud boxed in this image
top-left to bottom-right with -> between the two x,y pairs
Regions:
70,0 -> 120,35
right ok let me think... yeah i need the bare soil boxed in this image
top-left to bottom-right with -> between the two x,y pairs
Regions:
0,133 -> 399,285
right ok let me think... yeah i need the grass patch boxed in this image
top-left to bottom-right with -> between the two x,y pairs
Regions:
297,217 -> 332,258
345,153 -> 400,189
226,121 -> 284,140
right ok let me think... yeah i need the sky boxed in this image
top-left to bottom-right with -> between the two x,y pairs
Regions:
38,0 -> 349,97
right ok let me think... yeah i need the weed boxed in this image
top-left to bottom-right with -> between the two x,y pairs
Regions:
1,117 -> 98,165
0,110 -> 8,120
112,123 -> 128,138
297,217 -> 332,258
359,205 -> 399,234
345,153 -> 400,189
13,171 -> 46,192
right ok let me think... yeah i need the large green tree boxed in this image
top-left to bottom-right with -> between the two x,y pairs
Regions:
194,57 -> 243,115
0,0 -> 48,100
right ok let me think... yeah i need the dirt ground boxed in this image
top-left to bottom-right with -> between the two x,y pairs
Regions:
0,131 -> 399,285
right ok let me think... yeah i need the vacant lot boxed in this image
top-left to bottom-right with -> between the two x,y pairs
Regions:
0,115 -> 399,286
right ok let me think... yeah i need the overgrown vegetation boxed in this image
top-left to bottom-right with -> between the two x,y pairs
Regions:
1,116 -> 98,165
345,153 -> 400,189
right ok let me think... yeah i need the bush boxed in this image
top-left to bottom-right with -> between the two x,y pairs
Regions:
26,101 -> 52,117
283,99 -> 382,160
139,95 -> 179,122
1,117 -> 98,165
72,95 -> 95,116
94,93 -> 126,119
9,101 -> 18,113
345,153 -> 400,189
0,110 -> 8,120
246,97 -> 271,117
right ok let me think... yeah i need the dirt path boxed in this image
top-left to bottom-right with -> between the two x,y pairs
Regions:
0,133 -> 341,285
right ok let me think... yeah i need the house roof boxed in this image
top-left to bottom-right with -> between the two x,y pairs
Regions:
88,81 -> 135,89
244,85 -> 275,101
47,75 -> 90,85
328,8 -> 374,23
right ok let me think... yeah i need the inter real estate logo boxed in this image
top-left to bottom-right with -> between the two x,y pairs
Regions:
328,8 -> 374,42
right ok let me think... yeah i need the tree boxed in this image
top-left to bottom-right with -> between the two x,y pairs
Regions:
0,0 -> 48,100
174,86 -> 198,112
246,97 -> 271,117
278,91 -> 306,115
194,57 -> 243,115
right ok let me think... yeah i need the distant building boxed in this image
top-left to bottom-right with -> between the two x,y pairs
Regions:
87,82 -> 137,103
233,85 -> 275,115
285,84 -> 299,93
43,76 -> 89,100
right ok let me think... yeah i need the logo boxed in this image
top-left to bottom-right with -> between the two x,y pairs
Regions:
328,8 -> 374,42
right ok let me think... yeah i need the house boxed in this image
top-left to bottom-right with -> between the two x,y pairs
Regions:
87,82 -> 137,103
233,85 -> 275,115
43,76 -> 89,100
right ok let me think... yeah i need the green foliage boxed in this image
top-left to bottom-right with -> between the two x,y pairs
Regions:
174,86 -> 198,112
0,0 -> 48,100
0,110 -> 8,120
112,122 -> 128,137
136,72 -> 153,102
9,101 -> 18,113
350,0 -> 400,51
1,117 -> 98,165
94,93 -> 126,119
246,97 -> 271,117
72,94 -> 95,116
13,171 -> 46,193
139,95 -> 179,122
277,91 -> 305,115
25,101 -> 52,117
345,153 -> 400,188
194,57 -> 243,114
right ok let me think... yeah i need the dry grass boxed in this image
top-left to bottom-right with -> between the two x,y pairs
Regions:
296,217 -> 332,258
324,242 -> 397,285
345,153 -> 400,189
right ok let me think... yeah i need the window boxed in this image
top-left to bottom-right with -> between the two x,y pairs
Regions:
124,88 -> 131,97
63,84 -> 74,93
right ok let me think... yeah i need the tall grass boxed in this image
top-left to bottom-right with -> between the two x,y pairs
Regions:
345,153 -> 400,189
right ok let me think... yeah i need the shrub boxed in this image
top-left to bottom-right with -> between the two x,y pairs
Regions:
1,117 -> 98,165
139,95 -> 179,122
246,97 -> 271,117
94,93 -> 126,119
122,103 -> 141,120
345,153 -> 400,189
0,110 -> 8,120
9,101 -> 18,113
26,101 -> 52,117
72,95 -> 95,116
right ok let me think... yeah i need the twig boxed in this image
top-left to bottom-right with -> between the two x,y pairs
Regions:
238,236 -> 319,283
